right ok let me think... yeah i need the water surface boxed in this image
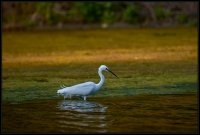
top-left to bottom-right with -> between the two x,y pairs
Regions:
2,94 -> 197,133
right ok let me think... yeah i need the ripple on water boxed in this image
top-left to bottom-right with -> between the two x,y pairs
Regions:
55,100 -> 108,132
57,100 -> 107,113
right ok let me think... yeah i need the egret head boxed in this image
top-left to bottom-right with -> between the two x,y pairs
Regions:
99,65 -> 118,78
99,65 -> 108,71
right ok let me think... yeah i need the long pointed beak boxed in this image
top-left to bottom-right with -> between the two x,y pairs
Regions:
107,69 -> 118,78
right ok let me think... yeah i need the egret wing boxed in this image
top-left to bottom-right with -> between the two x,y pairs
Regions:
57,82 -> 96,96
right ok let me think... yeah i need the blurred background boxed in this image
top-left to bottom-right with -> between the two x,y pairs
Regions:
2,1 -> 198,30
2,2 -> 198,133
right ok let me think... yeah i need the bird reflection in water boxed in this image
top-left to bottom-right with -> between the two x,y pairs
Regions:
56,100 -> 108,132
57,100 -> 107,113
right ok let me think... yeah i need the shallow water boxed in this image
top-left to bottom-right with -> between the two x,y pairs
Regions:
2,94 -> 198,133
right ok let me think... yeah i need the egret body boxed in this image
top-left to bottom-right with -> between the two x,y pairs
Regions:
57,65 -> 118,101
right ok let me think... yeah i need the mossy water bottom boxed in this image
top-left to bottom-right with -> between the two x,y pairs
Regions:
2,94 -> 197,133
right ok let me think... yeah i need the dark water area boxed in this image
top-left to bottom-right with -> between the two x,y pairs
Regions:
2,94 -> 198,133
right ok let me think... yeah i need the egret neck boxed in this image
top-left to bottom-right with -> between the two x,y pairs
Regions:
95,69 -> 105,91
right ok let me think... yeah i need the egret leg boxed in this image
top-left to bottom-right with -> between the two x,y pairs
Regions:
64,95 -> 67,100
83,96 -> 87,101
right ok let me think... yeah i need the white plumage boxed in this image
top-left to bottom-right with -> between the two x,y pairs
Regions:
57,65 -> 118,101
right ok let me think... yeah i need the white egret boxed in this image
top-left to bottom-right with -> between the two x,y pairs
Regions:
57,65 -> 118,101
